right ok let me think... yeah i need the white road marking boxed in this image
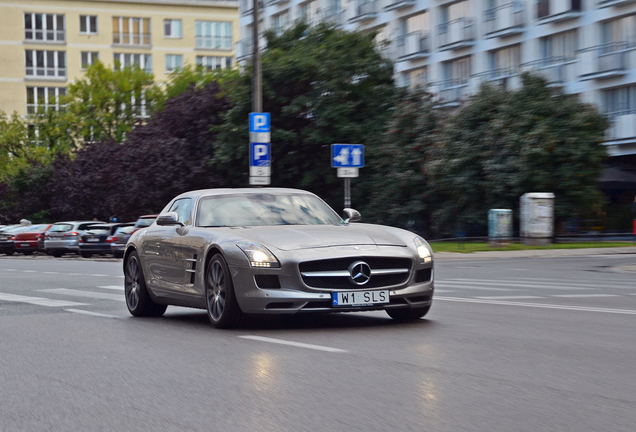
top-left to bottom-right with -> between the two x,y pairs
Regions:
0,292 -> 88,307
438,280 -> 593,291
238,336 -> 348,353
444,278 -> 630,290
435,283 -> 516,292
436,296 -> 636,315
475,296 -> 543,300
433,289 -> 455,293
38,289 -> 125,302
97,285 -> 123,291
551,294 -> 620,298
64,309 -> 121,318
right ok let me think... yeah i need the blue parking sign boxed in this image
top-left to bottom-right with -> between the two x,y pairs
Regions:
250,143 -> 271,167
249,113 -> 270,133
331,144 -> 364,168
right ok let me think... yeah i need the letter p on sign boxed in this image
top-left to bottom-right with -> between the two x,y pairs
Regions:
249,113 -> 270,133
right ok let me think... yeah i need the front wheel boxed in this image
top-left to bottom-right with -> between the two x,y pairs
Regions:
206,254 -> 243,329
124,251 -> 167,317
386,305 -> 431,321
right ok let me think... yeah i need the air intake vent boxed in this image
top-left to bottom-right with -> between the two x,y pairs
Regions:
415,268 -> 432,283
255,275 -> 281,289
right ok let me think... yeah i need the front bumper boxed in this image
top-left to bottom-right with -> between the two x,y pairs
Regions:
228,245 -> 434,315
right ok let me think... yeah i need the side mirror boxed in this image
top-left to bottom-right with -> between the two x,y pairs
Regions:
343,208 -> 361,223
156,212 -> 184,227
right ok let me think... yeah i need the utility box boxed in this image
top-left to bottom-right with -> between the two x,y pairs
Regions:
520,193 -> 555,245
488,209 -> 513,246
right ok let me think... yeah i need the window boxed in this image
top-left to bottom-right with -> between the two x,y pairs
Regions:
168,198 -> 193,225
195,21 -> 232,50
79,15 -> 97,34
196,56 -> 232,70
164,19 -> 182,38
25,50 -> 66,78
273,11 -> 290,36
114,53 -> 152,72
490,44 -> 521,74
603,85 -> 636,116
81,51 -> 99,69
299,1 -> 319,23
113,17 -> 151,46
402,67 -> 427,89
441,1 -> 471,25
602,15 -> 636,48
26,87 -> 66,114
443,56 -> 471,84
541,30 -> 578,63
165,54 -> 183,73
24,13 -> 65,42
400,11 -> 429,36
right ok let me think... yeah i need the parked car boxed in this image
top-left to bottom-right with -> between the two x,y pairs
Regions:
0,225 -> 34,255
130,215 -> 158,235
108,225 -> 136,258
14,224 -> 52,255
79,222 -> 133,258
44,221 -> 105,257
123,188 -> 434,328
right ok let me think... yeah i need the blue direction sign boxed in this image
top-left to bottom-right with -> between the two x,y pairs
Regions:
250,142 -> 271,167
249,113 -> 271,133
331,144 -> 364,168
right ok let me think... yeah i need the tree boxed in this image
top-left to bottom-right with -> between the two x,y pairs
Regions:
62,61 -> 156,144
429,73 -> 608,235
364,88 -> 442,236
213,23 -> 398,208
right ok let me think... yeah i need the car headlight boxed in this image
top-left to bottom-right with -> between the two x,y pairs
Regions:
236,242 -> 281,268
414,237 -> 432,263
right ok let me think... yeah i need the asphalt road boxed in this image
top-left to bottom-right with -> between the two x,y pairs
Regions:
1,252 -> 635,431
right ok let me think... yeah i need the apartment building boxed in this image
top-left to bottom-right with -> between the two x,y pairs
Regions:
237,0 -> 636,162
0,0 -> 239,117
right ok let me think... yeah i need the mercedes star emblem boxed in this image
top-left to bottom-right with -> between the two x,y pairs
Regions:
348,261 -> 371,285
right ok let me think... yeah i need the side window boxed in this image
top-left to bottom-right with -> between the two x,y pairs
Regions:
169,198 -> 193,225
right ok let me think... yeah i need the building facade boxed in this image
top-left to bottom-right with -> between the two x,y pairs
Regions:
237,0 -> 636,160
0,0 -> 239,117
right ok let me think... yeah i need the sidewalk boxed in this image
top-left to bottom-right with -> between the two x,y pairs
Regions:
434,246 -> 636,261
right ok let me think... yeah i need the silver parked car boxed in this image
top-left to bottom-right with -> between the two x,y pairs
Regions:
109,225 -> 136,258
123,188 -> 434,328
44,221 -> 105,257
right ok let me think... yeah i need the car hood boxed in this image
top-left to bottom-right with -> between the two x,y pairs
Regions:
231,224 -> 407,251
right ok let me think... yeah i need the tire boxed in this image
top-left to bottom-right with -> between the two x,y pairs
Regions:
81,252 -> 92,258
124,251 -> 167,317
22,252 -> 33,256
51,252 -> 63,258
205,253 -> 243,329
386,304 -> 431,321
113,252 -> 123,259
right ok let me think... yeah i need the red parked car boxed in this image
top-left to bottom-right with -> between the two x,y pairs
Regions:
14,224 -> 52,255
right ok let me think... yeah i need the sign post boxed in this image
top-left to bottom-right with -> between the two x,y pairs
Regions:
249,113 -> 271,186
331,144 -> 364,208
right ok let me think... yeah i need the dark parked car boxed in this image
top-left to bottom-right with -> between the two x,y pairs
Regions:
14,224 -> 52,255
79,223 -> 133,258
108,225 -> 135,258
123,188 -> 434,328
130,215 -> 158,235
0,225 -> 34,255
44,221 -> 105,257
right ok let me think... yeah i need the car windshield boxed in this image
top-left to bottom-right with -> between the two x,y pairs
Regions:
50,224 -> 73,232
196,193 -> 343,227
115,226 -> 134,235
135,218 -> 155,228
84,227 -> 110,235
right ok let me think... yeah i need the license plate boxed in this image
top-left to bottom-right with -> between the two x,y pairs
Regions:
332,290 -> 389,307
21,243 -> 31,247
87,238 -> 100,242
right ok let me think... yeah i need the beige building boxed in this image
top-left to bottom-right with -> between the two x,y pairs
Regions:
0,0 -> 239,117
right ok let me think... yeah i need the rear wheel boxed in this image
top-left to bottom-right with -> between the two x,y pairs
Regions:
386,305 -> 431,321
81,252 -> 92,258
205,253 -> 243,328
124,251 -> 167,317
5,251 -> 14,256
51,252 -> 62,258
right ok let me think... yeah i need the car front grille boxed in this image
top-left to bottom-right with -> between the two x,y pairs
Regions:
299,257 -> 412,290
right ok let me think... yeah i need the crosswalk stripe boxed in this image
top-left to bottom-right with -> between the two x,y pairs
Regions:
0,292 -> 88,307
438,280 -> 594,290
475,296 -> 543,300
443,278 -> 630,290
97,285 -> 123,291
551,294 -> 619,298
38,289 -> 124,302
64,309 -> 121,318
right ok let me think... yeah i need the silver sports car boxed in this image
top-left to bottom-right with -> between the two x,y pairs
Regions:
123,188 -> 434,328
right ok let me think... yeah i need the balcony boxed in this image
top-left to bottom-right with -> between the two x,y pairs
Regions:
521,58 -> 569,86
471,68 -> 522,90
579,43 -> 629,80
350,1 -> 378,24
484,2 -> 526,38
598,0 -> 636,7
396,31 -> 430,61
605,112 -> 636,156
320,7 -> 344,26
236,38 -> 253,61
537,0 -> 582,24
434,79 -> 472,106
437,18 -> 474,51
268,0 -> 289,4
384,0 -> 416,12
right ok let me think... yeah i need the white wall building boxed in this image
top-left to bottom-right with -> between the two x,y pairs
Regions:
237,0 -> 636,160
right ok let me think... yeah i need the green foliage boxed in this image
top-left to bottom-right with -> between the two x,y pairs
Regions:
429,73 -> 609,234
213,23 -> 397,207
63,61 -> 156,144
